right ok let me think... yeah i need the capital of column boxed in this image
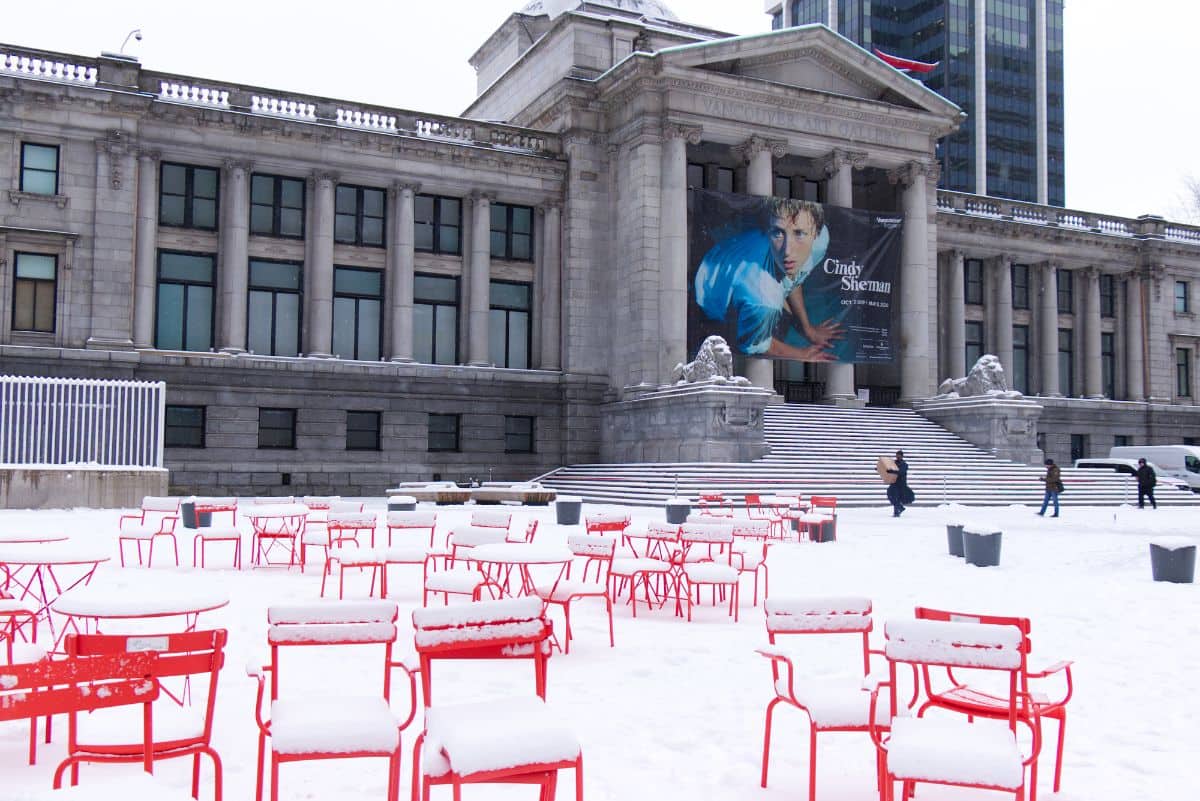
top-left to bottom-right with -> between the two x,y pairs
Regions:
732,134 -> 787,163
536,201 -> 562,217
1081,265 -> 1101,281
990,252 -> 1013,267
389,180 -> 421,200
136,148 -> 162,164
888,159 -> 939,188
308,170 -> 338,188
819,148 -> 868,177
469,190 -> 497,205
662,122 -> 703,146
222,158 -> 252,174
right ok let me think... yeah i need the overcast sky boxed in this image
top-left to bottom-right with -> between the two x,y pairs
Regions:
4,1 -> 1196,221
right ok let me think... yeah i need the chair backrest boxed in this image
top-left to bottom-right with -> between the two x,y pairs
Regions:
732,519 -> 772,540
301,496 -> 341,510
329,500 -> 364,513
470,509 -> 512,530
810,496 -> 838,514
253,496 -> 295,504
448,526 -> 510,555
0,649 -> 159,722
567,534 -> 616,560
642,521 -> 681,542
327,511 -> 378,530
765,596 -> 872,672
585,512 -> 630,535
508,518 -> 538,544
914,606 -> 1033,652
141,496 -> 180,513
745,493 -> 762,506
699,492 -> 724,502
265,600 -> 399,700
0,595 -> 38,664
66,629 -> 227,745
680,521 -> 734,562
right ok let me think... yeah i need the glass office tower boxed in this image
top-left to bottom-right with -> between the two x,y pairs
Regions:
768,0 -> 1064,206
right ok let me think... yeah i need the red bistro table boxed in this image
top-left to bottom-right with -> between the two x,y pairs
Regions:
466,543 -> 574,599
0,542 -> 110,649
245,503 -> 309,569
52,576 -> 229,637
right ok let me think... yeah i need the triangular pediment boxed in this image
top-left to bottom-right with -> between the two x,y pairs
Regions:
657,25 -> 960,119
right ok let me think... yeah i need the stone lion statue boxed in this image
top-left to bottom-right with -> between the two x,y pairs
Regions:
937,354 -> 1023,399
671,335 -> 750,385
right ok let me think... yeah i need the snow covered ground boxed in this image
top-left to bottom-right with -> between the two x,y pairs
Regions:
1,500 -> 1196,800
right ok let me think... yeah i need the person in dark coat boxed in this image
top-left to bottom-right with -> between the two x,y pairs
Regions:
886,449 -> 914,517
1136,457 -> 1158,509
1037,458 -> 1062,517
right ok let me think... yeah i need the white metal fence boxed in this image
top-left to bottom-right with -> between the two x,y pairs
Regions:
0,376 -> 166,468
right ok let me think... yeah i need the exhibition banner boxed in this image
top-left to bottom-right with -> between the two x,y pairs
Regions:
688,189 -> 903,364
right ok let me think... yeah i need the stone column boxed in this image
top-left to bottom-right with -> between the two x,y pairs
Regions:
1125,274 -> 1145,400
945,249 -> 966,377
1039,263 -> 1060,396
890,161 -> 933,403
659,124 -> 701,384
1083,267 -> 1103,398
306,171 -> 336,358
467,191 -> 493,366
388,181 -> 418,362
993,254 -> 1014,381
736,135 -> 784,391
822,149 -> 867,402
539,203 -> 562,370
132,149 -> 160,349
217,159 -> 251,354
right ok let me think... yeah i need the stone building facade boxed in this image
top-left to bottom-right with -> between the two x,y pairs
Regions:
1,1 -> 1198,494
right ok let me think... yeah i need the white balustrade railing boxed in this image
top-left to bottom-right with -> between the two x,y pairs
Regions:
159,81 -> 230,107
1165,226 -> 1200,243
1,52 -> 97,85
414,118 -> 474,142
336,108 -> 397,131
0,376 -> 165,469
489,129 -> 546,153
251,95 -> 317,120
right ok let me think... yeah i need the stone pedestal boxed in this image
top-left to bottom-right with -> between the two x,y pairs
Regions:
913,395 -> 1044,465
600,383 -> 773,463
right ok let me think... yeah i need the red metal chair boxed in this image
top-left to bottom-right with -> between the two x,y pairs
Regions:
189,497 -> 242,570
468,508 -> 512,535
118,496 -> 181,567
421,526 -> 506,606
678,522 -> 739,622
384,510 -> 439,548
508,518 -> 539,543
63,629 -> 227,801
609,522 -> 677,618
536,534 -> 615,653
249,600 -> 416,801
914,606 -> 1073,801
0,647 -> 160,789
697,491 -> 734,517
2,589 -> 47,766
584,511 -> 630,538
731,518 -> 772,605
869,618 -> 1040,801
797,496 -> 838,542
757,597 -> 890,800
745,493 -> 786,539
299,500 -> 362,568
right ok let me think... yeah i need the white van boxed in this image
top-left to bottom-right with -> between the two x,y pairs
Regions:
1109,445 -> 1200,491
1073,458 -> 1191,491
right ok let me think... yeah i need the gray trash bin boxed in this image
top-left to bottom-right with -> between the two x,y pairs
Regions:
556,496 -> 583,525
180,501 -> 212,529
387,495 -> 418,512
963,528 -> 1002,567
1150,538 -> 1197,583
665,499 -> 691,525
946,524 -> 965,557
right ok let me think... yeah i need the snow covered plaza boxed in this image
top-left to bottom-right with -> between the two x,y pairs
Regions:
1,499 -> 1195,801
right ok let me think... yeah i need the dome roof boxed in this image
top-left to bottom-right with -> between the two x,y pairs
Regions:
519,0 -> 679,22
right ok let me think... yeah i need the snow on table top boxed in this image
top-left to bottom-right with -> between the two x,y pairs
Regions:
243,503 -> 309,518
1149,536 -> 1197,550
0,541 -> 111,565
0,532 -> 69,543
53,575 -> 229,618
412,596 -> 542,630
467,543 -> 573,564
267,599 -> 398,625
7,771 -> 201,801
423,697 -> 580,777
885,618 -> 1022,668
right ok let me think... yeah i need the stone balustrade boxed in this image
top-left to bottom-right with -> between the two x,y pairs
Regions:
414,117 -> 475,143
251,94 -> 317,121
159,81 -> 229,107
1,52 -> 96,85
336,108 -> 397,132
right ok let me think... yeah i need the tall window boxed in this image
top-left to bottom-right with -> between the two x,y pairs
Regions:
333,267 -> 382,361
1070,434 -> 1086,464
156,251 -> 214,352
1012,324 -> 1030,394
1177,347 -> 1192,397
414,195 -> 461,255
164,405 -> 205,448
334,185 -> 385,247
1175,281 -> 1190,314
250,174 -> 305,238
1114,434 -> 1131,448
490,204 -> 533,261
159,163 -> 218,230
772,175 -> 821,201
1058,328 -> 1074,396
964,259 -> 984,305
1011,264 -> 1030,310
687,163 -> 734,192
258,408 -> 296,449
247,259 -> 302,357
427,413 -> 460,452
1056,269 -> 1073,313
1101,332 -> 1116,399
12,253 -> 57,332
345,411 -> 381,451
20,143 -> 59,194
964,320 -> 985,373
1099,273 -> 1116,318
489,281 -> 531,369
505,415 -> 534,454
413,274 -> 458,365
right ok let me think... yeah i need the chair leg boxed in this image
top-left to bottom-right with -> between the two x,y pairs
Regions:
808,720 -> 818,801
270,753 -> 280,801
255,733 -> 266,801
606,594 -> 614,647
761,698 -> 780,787
1053,714 -> 1066,791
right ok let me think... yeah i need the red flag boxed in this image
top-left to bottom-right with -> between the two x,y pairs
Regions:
873,48 -> 939,74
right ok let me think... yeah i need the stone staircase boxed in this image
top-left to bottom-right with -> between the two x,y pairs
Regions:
538,403 -> 1200,508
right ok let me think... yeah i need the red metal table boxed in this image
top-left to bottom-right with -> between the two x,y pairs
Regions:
0,542 -> 110,649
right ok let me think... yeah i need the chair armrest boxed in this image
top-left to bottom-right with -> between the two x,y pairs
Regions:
388,656 -> 421,731
866,681 -> 893,751
158,515 -> 179,534
1027,659 -> 1073,678
117,512 -> 143,530
755,646 -> 796,700
246,660 -> 273,737
1016,690 -> 1044,766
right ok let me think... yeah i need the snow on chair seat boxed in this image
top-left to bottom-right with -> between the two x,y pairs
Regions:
767,670 -> 894,729
534,534 -> 615,654
270,695 -> 399,754
8,768 -> 201,801
385,511 -> 438,548
886,716 -> 1024,789
118,496 -> 180,568
608,557 -> 672,619
191,525 -> 242,570
413,696 -> 583,801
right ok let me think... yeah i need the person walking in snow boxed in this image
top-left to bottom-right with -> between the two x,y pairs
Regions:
886,449 -> 914,517
1037,458 -> 1062,517
1136,457 -> 1157,509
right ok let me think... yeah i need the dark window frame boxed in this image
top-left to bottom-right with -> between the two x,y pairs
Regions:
155,250 -> 216,352
246,258 -> 303,357
1057,269 -> 1074,314
12,251 -> 57,333
1012,324 -> 1030,395
504,415 -> 535,454
1175,281 -> 1190,314
1101,331 -> 1116,399
1177,347 -> 1192,398
414,194 -> 462,255
964,319 -> 985,373
250,173 -> 306,239
258,407 -> 297,449
334,184 -> 386,248
1058,328 -> 1075,396
159,162 -> 220,230
488,280 -> 532,369
427,413 -> 460,452
20,142 -> 59,195
413,272 -> 459,365
489,203 -> 534,261
345,410 -> 381,451
332,265 -> 384,361
164,404 -> 206,448
1099,273 -> 1116,318
964,259 -> 984,305
1011,264 -> 1030,310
